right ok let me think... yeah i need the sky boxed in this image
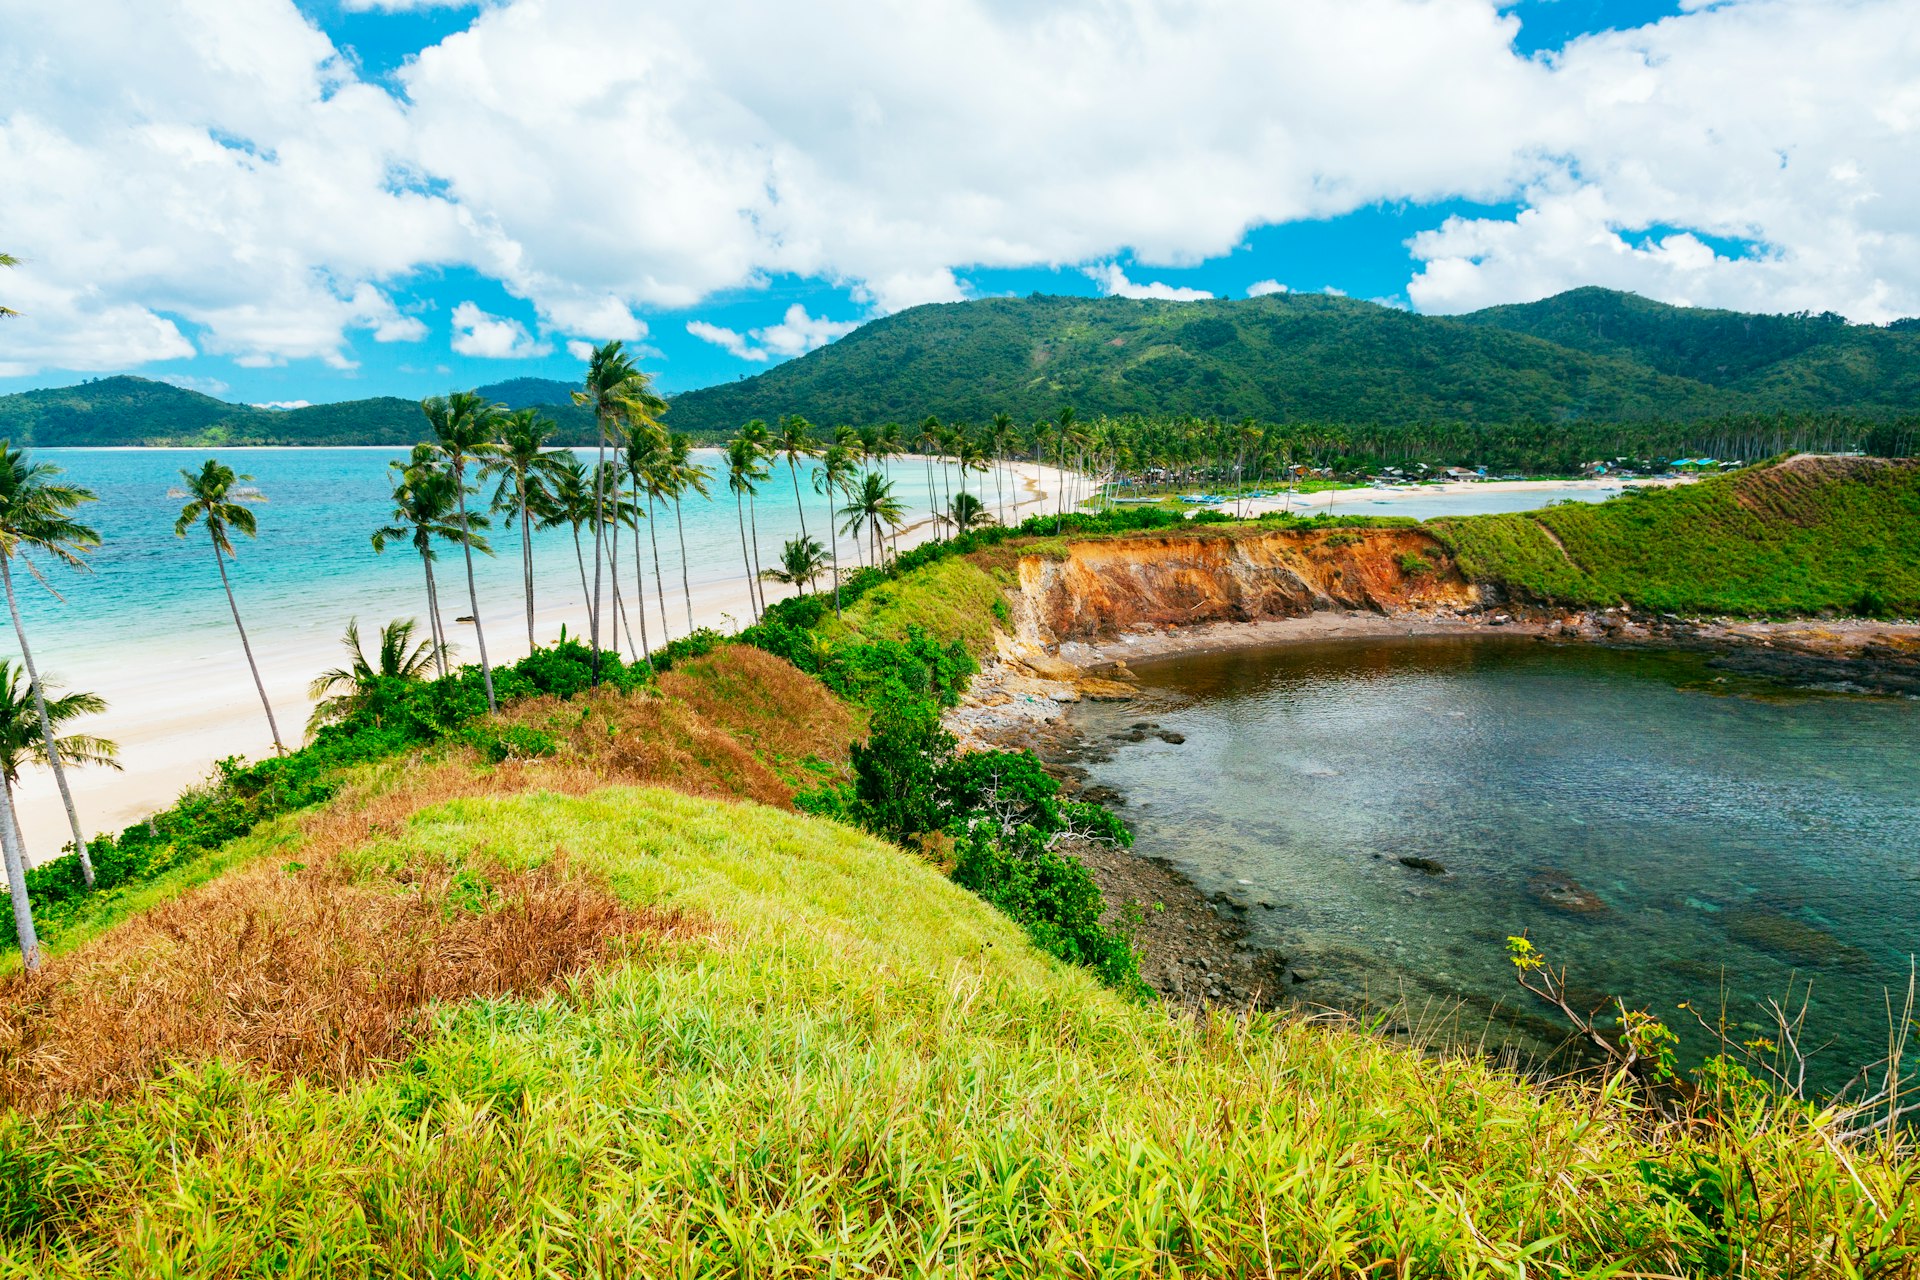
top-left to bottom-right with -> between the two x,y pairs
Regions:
1,0 -> 1916,407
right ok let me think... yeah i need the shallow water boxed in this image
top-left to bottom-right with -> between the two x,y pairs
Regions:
1070,636 -> 1920,1091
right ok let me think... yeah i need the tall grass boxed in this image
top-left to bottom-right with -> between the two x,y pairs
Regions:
2,788 -> 1910,1275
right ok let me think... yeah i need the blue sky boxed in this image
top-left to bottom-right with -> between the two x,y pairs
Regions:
5,0 -> 1909,408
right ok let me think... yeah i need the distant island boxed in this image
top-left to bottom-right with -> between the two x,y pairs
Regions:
3,287 -> 1918,449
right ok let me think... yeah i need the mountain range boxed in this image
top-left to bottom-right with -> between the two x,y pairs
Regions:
2,288 -> 1915,447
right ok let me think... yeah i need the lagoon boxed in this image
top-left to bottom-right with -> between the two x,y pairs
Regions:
1070,635 -> 1920,1092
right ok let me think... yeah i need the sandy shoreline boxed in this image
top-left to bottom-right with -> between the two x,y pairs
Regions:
1219,474 -> 1689,518
13,461 -> 1066,861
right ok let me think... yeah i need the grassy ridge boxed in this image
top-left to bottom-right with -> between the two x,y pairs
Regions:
4,787 -> 1910,1274
1434,456 -> 1920,615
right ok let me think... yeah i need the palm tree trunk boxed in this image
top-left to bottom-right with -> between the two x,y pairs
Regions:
673,499 -> 695,633
630,496 -> 653,666
746,491 -> 766,616
608,514 -> 638,658
212,539 -> 285,753
0,775 -> 39,971
590,428 -> 608,685
1,558 -> 92,884
570,525 -> 592,643
454,476 -> 496,714
825,487 -> 841,618
735,492 -> 758,625
788,457 -> 809,542
420,553 -> 447,678
520,488 -> 536,652
645,497 -> 670,645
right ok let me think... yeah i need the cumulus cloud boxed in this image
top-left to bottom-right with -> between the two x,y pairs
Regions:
1247,279 -> 1288,297
687,305 -> 857,362
4,0 -> 1919,380
159,374 -> 231,397
251,399 -> 313,409
450,301 -> 550,358
342,0 -> 475,10
1085,263 -> 1213,302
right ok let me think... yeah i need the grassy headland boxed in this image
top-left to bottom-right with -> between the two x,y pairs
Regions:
1432,455 -> 1920,616
2,496 -> 1917,1273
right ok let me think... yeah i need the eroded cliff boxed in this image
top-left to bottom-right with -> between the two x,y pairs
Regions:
1010,526 -> 1479,645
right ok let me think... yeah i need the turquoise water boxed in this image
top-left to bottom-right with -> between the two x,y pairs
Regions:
8,447 -> 1006,663
1070,637 -> 1920,1091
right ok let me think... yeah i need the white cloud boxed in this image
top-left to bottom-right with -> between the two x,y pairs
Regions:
1084,262 -> 1213,302
687,305 -> 857,362
1247,279 -> 1288,297
450,301 -> 550,358
685,320 -> 765,362
566,339 -> 595,362
1322,286 -> 1347,297
342,0 -> 475,10
251,399 -> 312,409
4,0 -> 1919,381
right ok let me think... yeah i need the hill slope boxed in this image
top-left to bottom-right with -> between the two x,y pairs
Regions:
0,376 -> 594,447
666,288 -> 1920,432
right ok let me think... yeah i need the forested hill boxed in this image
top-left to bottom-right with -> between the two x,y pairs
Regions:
6,289 -> 1919,446
666,289 -> 1920,433
0,376 -> 593,447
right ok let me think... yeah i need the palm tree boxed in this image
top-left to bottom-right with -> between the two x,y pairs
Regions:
626,428 -> 675,645
916,416 -> 943,539
0,444 -> 101,884
772,415 -> 817,542
0,661 -> 116,970
737,419 -> 773,613
725,434 -> 770,623
543,455 -> 601,647
372,446 -> 466,677
760,536 -> 828,596
665,433 -> 713,633
0,252 -> 17,320
811,444 -> 856,616
948,491 -> 993,532
989,412 -> 1016,525
421,392 -> 505,713
572,342 -> 664,678
306,618 -> 444,735
596,459 -> 643,658
841,471 -> 906,566
485,408 -> 563,652
173,460 -> 285,754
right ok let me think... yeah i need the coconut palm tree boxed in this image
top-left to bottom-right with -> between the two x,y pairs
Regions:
372,446 -> 467,678
737,419 -> 773,612
625,428 -> 675,644
0,444 -> 101,883
420,392 -> 504,713
915,416 -> 944,538
989,412 -> 1016,524
772,415 -> 816,542
571,342 -> 664,678
665,433 -> 713,632
485,408 -> 564,652
0,661 -> 116,969
543,455 -> 601,647
810,444 -> 856,616
595,459 -> 643,658
173,459 -> 285,754
0,252 -> 17,320
725,434 -> 770,623
306,617 -> 445,735
760,536 -> 828,596
841,471 -> 905,567
947,491 -> 993,532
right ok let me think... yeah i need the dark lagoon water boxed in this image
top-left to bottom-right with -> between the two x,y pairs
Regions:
1070,636 -> 1920,1090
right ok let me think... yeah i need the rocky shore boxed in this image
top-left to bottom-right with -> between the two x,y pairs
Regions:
947,602 -> 1920,1017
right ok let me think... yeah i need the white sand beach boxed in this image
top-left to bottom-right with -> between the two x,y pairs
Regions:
12,462 -> 1066,859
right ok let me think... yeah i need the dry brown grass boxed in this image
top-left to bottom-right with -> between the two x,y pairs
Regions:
0,645 -> 858,1114
0,853 -> 685,1113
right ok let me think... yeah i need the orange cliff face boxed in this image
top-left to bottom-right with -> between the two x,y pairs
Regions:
1010,527 -> 1481,645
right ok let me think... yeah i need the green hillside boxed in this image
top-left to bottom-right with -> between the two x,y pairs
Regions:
1433,455 -> 1920,615
1461,287 -> 1920,409
0,376 -> 594,447
666,290 -> 1745,431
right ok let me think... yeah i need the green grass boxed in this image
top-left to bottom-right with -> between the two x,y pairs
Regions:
1433,458 -> 1920,615
828,556 -> 1009,655
3,787 -> 1911,1275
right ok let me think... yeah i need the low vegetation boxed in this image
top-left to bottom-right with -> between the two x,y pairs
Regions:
1435,455 -> 1920,615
